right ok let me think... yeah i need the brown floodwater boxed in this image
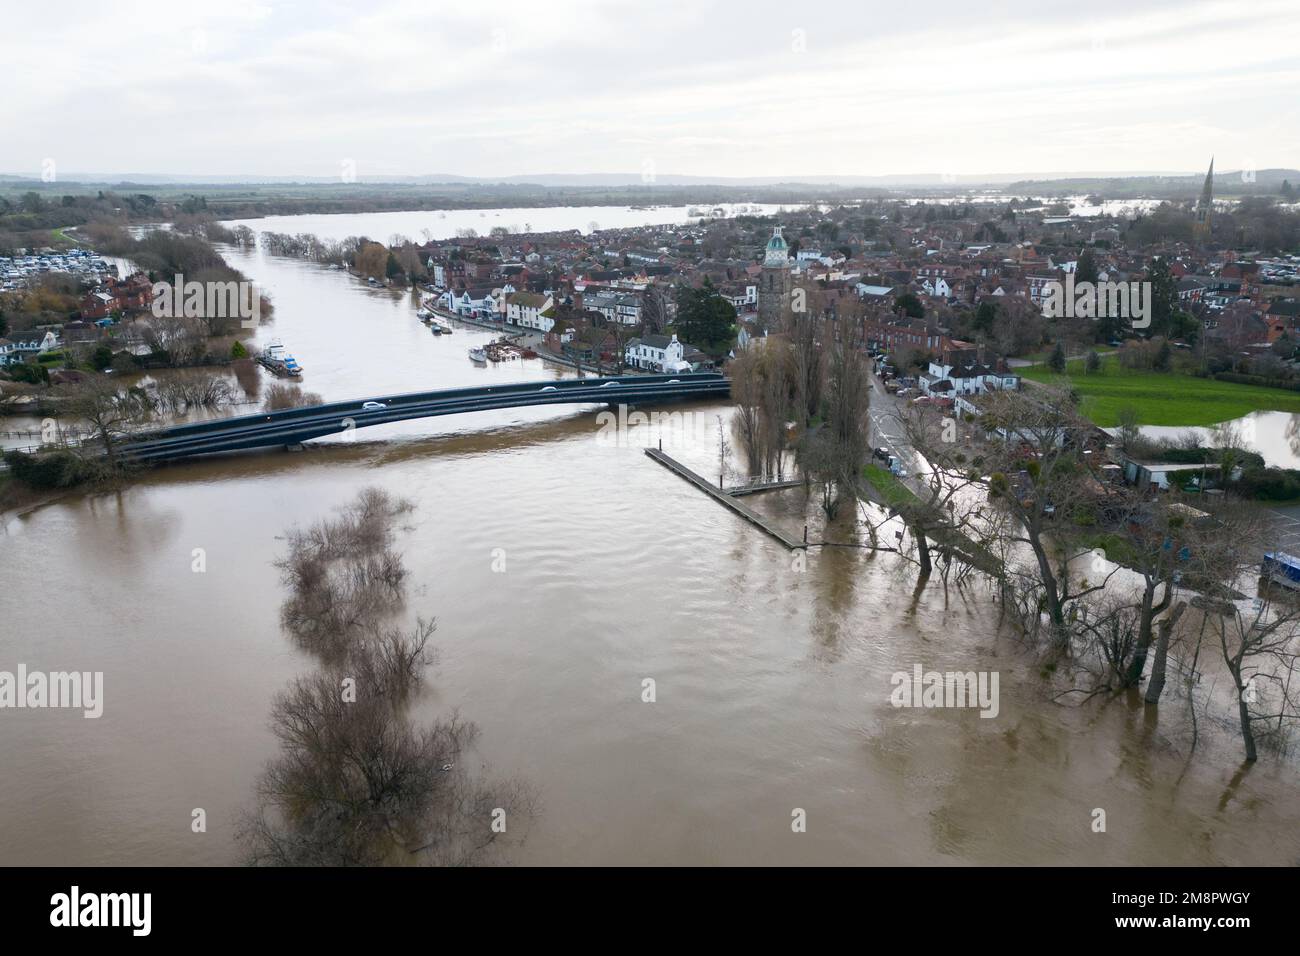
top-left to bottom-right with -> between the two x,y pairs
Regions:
2,235 -> 1297,866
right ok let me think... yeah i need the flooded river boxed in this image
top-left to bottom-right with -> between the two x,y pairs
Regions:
2,226 -> 1298,866
224,202 -> 794,245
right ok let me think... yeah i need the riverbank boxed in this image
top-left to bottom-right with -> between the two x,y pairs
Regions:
421,302 -> 629,375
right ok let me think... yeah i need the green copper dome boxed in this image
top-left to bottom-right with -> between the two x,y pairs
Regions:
764,226 -> 789,265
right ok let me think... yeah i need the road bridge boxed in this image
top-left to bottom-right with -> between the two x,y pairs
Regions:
119,373 -> 730,463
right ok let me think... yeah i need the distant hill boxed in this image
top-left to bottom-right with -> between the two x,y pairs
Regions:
1007,169 -> 1300,199
4,169 -> 1295,204
0,169 -> 1207,189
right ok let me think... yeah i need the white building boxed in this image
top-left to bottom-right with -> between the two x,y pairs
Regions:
725,285 -> 758,310
505,292 -> 555,331
7,329 -> 60,357
918,276 -> 952,298
625,333 -> 690,373
921,350 -> 1020,398
583,292 -> 642,325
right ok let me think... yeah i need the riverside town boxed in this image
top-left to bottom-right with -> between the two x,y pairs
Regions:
0,0 -> 1296,936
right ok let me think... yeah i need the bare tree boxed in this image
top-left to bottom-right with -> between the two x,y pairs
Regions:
800,335 -> 870,519
640,284 -> 668,336
263,383 -> 324,411
1215,590 -> 1300,762
59,375 -> 154,469
788,308 -> 826,427
728,343 -> 794,479
142,313 -> 208,366
947,385 -> 1115,642
152,369 -> 238,413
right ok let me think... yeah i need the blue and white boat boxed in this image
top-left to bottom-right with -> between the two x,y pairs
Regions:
258,339 -> 304,377
1262,552 -> 1300,590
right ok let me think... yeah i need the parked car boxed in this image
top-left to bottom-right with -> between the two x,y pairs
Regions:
873,447 -> 891,462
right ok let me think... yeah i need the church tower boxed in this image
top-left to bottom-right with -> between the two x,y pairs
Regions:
758,226 -> 792,330
1195,157 -> 1214,241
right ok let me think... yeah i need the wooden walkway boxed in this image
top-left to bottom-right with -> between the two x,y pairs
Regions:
645,448 -> 806,549
725,476 -> 804,496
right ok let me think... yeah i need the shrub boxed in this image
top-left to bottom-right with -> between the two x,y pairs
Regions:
3,449 -> 103,488
1234,467 -> 1300,501
1213,372 -> 1300,393
5,363 -> 48,384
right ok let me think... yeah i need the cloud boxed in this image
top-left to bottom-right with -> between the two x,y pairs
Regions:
3,0 -> 1297,178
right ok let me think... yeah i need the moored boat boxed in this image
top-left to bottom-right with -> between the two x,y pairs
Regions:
468,346 -> 488,363
258,339 -> 304,377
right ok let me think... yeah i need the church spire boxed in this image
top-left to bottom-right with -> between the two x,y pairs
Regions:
1195,157 -> 1214,230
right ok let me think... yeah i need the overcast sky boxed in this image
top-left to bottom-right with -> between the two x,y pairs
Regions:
5,0 -> 1298,181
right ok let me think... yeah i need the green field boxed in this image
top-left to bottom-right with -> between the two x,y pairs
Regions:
862,464 -> 916,506
1019,360 -> 1300,427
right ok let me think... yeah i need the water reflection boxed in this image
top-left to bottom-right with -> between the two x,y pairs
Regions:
1124,410 -> 1300,469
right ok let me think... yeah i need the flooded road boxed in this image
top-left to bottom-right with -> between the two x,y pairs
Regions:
2,237 -> 1298,867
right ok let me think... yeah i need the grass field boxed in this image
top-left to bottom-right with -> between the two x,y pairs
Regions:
862,464 -> 916,506
1019,359 -> 1300,427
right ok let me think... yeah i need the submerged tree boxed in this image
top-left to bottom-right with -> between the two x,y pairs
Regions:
728,342 -> 794,479
275,488 -> 414,657
244,488 -> 535,864
241,619 -> 533,865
